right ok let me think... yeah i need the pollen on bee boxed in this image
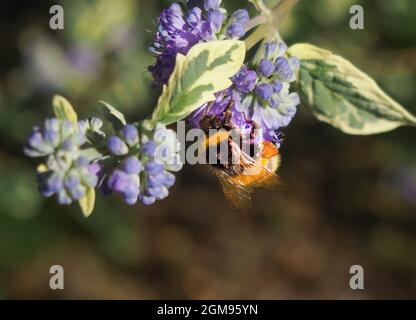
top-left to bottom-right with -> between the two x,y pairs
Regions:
262,141 -> 279,159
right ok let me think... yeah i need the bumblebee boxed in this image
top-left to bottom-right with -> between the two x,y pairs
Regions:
199,103 -> 280,213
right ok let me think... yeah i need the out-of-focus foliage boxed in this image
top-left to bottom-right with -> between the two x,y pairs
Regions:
1,0 -> 416,299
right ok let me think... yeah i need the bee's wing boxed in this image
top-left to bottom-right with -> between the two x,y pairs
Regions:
239,155 -> 281,189
211,167 -> 253,214
248,166 -> 280,189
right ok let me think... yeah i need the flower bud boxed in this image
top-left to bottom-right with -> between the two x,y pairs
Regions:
256,83 -> 273,100
107,136 -> 129,156
258,59 -> 275,78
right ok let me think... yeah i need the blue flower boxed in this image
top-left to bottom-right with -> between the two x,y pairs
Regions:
25,131 -> 55,157
108,136 -> 129,156
226,9 -> 249,38
24,118 -> 84,157
36,156 -> 99,205
138,124 -> 182,205
149,2 -> 249,86
229,9 -> 249,25
204,0 -> 221,10
265,41 -> 288,60
159,3 -> 186,34
226,23 -> 245,38
258,59 -> 275,78
232,65 -> 257,93
107,123 -> 140,156
149,3 -> 212,86
122,156 -> 142,174
271,80 -> 283,93
255,83 -> 274,100
122,124 -> 139,146
187,7 -> 202,28
108,156 -> 141,205
105,122 -> 182,205
25,118 -> 101,205
248,41 -> 300,134
265,42 -> 278,59
141,141 -> 157,157
207,9 -> 225,33
252,83 -> 300,131
275,57 -> 296,82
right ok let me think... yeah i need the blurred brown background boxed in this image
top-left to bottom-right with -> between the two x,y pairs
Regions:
1,0 -> 416,299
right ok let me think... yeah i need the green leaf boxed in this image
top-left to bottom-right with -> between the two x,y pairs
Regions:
52,95 -> 78,124
288,43 -> 416,135
152,40 -> 246,125
79,187 -> 96,218
99,100 -> 126,132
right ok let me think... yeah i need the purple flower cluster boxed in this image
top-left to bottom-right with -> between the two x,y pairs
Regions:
189,41 -> 301,146
148,1 -> 249,86
24,118 -> 99,204
37,156 -> 99,205
24,118 -> 85,157
107,156 -> 142,204
239,42 -> 300,140
25,114 -> 182,207
105,123 -> 182,205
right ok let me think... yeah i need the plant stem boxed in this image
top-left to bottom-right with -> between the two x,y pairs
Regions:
270,0 -> 298,26
245,24 -> 268,51
245,0 -> 298,51
245,14 -> 269,32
